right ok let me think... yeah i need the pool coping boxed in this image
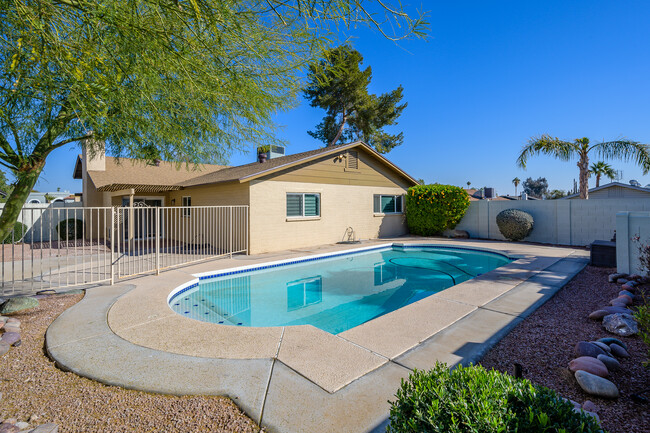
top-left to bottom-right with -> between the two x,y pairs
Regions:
45,238 -> 589,433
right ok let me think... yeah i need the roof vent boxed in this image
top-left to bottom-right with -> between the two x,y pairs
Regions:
630,179 -> 641,187
484,187 -> 495,199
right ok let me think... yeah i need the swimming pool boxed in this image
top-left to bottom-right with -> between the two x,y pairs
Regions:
168,245 -> 511,334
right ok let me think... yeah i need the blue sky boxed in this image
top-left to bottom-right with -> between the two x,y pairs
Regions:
32,0 -> 650,196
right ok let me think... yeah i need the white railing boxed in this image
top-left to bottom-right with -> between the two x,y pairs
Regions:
1,205 -> 249,296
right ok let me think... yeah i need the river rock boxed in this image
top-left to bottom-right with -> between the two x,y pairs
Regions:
620,283 -> 635,292
590,341 -> 611,353
30,423 -> 59,433
575,341 -> 607,358
0,297 -> 38,315
610,301 -> 628,308
597,337 -> 627,350
588,310 -> 609,320
14,422 -> 28,430
2,326 -> 20,334
608,273 -> 625,283
5,318 -> 19,325
574,370 -> 619,399
0,332 -> 20,346
597,354 -> 620,371
581,400 -> 598,413
619,290 -> 635,299
0,322 -> 3,330
568,357 -> 608,377
0,342 -> 9,357
610,295 -> 632,306
603,313 -> 639,336
616,278 -> 628,284
442,229 -> 469,239
0,423 -> 18,433
602,306 -> 632,315
609,343 -> 630,358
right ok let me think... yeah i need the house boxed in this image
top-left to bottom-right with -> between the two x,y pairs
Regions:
562,182 -> 650,199
26,190 -> 73,204
73,141 -> 418,254
465,188 -> 539,201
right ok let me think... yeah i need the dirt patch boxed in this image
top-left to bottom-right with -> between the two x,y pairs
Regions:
0,293 -> 261,432
480,266 -> 650,433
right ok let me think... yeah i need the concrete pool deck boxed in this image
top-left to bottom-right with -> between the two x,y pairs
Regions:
45,238 -> 589,432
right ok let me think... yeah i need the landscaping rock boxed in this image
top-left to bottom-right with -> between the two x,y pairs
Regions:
574,370 -> 619,399
603,313 -> 639,337
2,326 -> 20,334
609,343 -> 630,358
581,400 -> 598,413
568,357 -> 608,377
610,295 -> 632,306
0,297 -> 38,315
5,318 -> 20,325
442,229 -> 469,239
0,332 -> 20,346
588,310 -> 609,320
36,289 -> 57,296
590,341 -> 611,353
620,283 -> 635,292
0,423 -> 19,433
616,278 -> 628,284
14,422 -> 28,430
610,301 -> 628,308
30,423 -> 59,433
619,290 -> 635,299
597,354 -> 620,371
627,280 -> 639,287
629,273 -> 642,281
601,306 -> 633,315
0,342 -> 10,357
0,322 -> 3,330
608,273 -> 625,283
574,341 -> 607,358
596,337 -> 627,349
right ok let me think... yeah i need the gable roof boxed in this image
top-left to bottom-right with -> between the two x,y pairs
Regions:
561,181 -> 650,199
178,141 -> 418,187
75,142 -> 418,192
75,156 -> 227,192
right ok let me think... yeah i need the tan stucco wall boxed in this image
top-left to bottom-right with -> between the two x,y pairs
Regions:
168,182 -> 249,206
248,180 -> 408,254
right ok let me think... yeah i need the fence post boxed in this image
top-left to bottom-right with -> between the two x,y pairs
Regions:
110,206 -> 115,285
155,207 -> 160,275
229,206 -> 233,258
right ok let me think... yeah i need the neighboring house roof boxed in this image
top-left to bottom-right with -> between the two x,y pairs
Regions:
76,142 -> 418,192
561,181 -> 650,199
465,189 -> 539,201
73,156 -> 227,192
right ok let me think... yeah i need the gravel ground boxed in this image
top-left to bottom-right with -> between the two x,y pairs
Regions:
0,293 -> 261,433
481,266 -> 650,433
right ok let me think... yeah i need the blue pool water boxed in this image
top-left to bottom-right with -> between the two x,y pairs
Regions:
169,245 -> 510,334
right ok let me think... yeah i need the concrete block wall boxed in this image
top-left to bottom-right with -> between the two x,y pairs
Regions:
616,211 -> 650,275
0,202 -> 83,242
455,199 -> 650,247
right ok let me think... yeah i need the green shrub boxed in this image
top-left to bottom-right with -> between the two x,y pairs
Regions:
496,209 -> 534,241
56,218 -> 84,240
388,363 -> 602,433
634,294 -> 650,367
1,221 -> 27,244
405,185 -> 470,236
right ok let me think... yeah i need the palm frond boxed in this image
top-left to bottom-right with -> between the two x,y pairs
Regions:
516,135 -> 576,168
592,140 -> 650,175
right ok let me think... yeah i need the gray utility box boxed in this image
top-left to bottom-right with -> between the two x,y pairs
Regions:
590,240 -> 616,267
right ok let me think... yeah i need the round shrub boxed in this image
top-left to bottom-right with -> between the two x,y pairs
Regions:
496,208 -> 534,241
405,185 -> 470,236
56,218 -> 84,240
1,221 -> 27,244
388,363 -> 602,433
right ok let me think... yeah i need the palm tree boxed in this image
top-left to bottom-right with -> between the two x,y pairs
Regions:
517,135 -> 650,199
589,161 -> 616,188
512,177 -> 520,196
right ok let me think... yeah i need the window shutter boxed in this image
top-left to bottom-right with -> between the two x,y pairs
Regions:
373,195 -> 381,213
347,151 -> 358,169
286,194 -> 302,217
304,194 -> 320,216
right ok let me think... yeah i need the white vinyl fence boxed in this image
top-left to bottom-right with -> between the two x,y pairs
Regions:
1,205 -> 248,296
455,198 -> 650,246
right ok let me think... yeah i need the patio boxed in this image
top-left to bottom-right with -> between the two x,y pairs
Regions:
45,237 -> 589,433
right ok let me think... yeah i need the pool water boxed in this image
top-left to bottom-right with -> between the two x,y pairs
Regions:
169,246 -> 510,334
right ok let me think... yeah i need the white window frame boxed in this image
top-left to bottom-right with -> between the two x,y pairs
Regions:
182,196 -> 191,217
373,194 -> 404,215
286,193 -> 321,219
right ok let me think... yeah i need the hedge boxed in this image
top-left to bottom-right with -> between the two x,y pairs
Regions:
56,218 -> 84,240
405,184 -> 470,236
388,363 -> 602,433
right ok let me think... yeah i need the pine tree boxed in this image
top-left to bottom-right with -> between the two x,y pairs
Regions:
304,45 -> 407,153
